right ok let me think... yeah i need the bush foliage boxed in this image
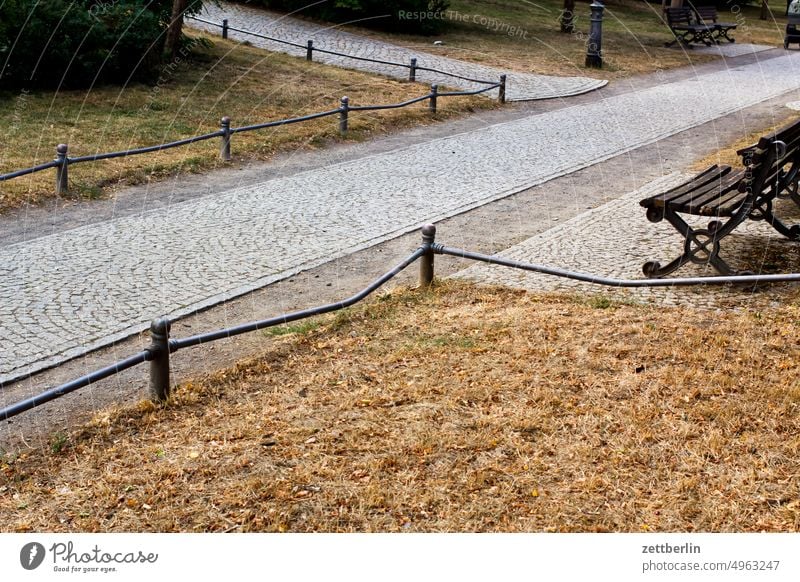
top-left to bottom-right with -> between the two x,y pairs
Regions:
0,0 -> 201,89
250,0 -> 451,34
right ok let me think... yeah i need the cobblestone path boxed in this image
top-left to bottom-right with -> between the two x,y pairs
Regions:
3,51 -> 800,384
190,2 -> 608,101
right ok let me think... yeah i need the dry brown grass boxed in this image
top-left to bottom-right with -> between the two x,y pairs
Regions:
0,32 -> 491,211
691,112 -> 800,172
2,280 -> 800,532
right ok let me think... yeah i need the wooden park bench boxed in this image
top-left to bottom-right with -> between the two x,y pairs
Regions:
639,119 -> 800,277
693,6 -> 737,44
664,7 -> 715,48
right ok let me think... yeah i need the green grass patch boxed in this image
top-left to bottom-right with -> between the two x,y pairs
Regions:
263,320 -> 323,337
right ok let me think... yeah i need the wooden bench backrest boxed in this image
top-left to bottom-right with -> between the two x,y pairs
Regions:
693,6 -> 719,23
741,119 -> 800,197
664,7 -> 695,26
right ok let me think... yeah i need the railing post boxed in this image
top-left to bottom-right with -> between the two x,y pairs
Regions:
222,18 -> 229,39
419,224 -> 436,287
409,57 -> 417,82
429,84 -> 438,114
55,143 -> 69,196
148,317 -> 171,401
339,96 -> 349,134
498,74 -> 507,104
220,116 -> 232,161
307,40 -> 313,61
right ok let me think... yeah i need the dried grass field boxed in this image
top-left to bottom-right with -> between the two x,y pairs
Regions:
2,281 -> 799,532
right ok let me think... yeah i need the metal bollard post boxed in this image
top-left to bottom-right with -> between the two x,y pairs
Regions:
409,57 -> 417,82
222,18 -> 229,39
220,116 -> 232,161
55,143 -> 69,196
585,1 -> 604,69
148,317 -> 172,401
419,224 -> 436,287
498,74 -> 507,104
339,96 -> 349,134
307,40 -> 313,61
429,84 -> 438,114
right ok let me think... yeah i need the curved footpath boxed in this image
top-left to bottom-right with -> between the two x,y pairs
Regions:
190,1 -> 608,101
2,47 -> 800,388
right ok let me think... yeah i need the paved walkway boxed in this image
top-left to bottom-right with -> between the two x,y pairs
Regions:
3,51 -> 800,385
190,2 -> 608,101
455,174 -> 800,309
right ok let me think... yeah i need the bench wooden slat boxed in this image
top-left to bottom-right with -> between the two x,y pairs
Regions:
640,165 -> 730,208
667,169 -> 744,210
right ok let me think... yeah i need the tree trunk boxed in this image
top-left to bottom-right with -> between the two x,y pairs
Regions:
761,0 -> 770,20
560,0 -> 575,33
165,0 -> 189,58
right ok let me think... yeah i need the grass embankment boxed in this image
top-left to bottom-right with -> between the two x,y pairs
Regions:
690,111 -> 800,171
0,33 -> 491,211
2,281 -> 799,532
347,0 -> 787,78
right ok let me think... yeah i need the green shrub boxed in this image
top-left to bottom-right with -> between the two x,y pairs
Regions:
0,0 -> 201,89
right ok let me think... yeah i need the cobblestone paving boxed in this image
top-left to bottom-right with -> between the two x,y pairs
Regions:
4,51 -> 800,383
693,42 -> 775,58
455,174 -> 800,309
190,2 -> 608,101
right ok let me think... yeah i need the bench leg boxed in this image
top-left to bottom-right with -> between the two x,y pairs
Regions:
750,198 -> 800,239
642,208 -> 739,277
665,36 -> 687,48
784,179 -> 800,207
665,31 -> 694,49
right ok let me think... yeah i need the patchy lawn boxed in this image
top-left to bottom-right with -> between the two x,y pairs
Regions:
341,0 -> 786,79
2,280 -> 800,532
0,32 -> 491,211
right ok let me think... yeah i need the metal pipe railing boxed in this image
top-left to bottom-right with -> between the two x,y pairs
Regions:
186,15 -> 499,86
0,88 -> 502,192
1,14 -> 508,192
0,351 -> 150,421
3,224 -> 798,424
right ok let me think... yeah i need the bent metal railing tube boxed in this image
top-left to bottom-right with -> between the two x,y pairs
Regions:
172,246 -> 427,350
0,160 -> 60,182
7,224 -> 796,424
434,244 -> 800,287
231,108 -> 341,134
69,132 -> 224,163
0,351 -> 150,422
436,83 -> 501,97
0,87 -> 489,187
185,15 -> 499,86
0,247 -> 427,421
